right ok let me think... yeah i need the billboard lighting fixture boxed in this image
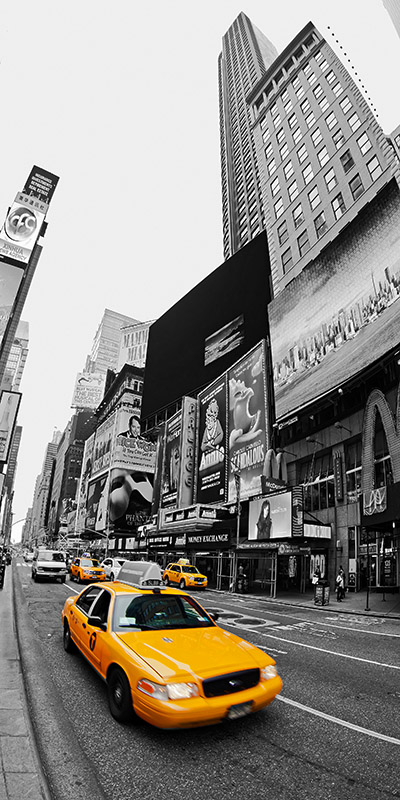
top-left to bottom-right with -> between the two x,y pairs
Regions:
276,448 -> 296,457
334,422 -> 351,434
306,437 -> 324,446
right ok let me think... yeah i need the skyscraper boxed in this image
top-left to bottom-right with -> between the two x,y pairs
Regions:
218,12 -> 279,260
87,308 -> 139,374
383,0 -> 400,38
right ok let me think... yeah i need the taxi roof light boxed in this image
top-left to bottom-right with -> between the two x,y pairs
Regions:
117,560 -> 166,591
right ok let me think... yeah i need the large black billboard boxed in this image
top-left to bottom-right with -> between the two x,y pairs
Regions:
141,233 -> 271,421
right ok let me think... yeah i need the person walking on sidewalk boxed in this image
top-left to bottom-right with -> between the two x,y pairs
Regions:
339,566 -> 346,600
335,569 -> 344,602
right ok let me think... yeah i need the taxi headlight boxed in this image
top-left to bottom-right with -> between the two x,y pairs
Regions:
261,665 -> 278,681
137,679 -> 199,701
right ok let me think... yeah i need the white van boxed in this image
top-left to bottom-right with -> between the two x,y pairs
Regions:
31,549 -> 68,583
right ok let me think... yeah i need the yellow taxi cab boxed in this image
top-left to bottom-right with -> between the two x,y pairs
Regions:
163,558 -> 208,590
61,561 -> 282,729
70,555 -> 107,584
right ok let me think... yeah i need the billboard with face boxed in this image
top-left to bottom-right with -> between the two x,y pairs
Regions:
85,473 -> 109,532
227,343 -> 268,503
248,491 -> 292,540
75,433 -> 95,534
270,182 -> 400,420
196,378 -> 227,504
92,412 -> 116,476
108,469 -> 153,533
160,411 -> 182,508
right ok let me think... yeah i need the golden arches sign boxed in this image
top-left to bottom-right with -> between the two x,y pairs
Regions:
361,383 -> 400,494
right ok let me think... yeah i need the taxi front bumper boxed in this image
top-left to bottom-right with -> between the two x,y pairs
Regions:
132,675 -> 282,729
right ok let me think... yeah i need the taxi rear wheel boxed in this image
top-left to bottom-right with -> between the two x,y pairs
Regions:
164,577 -> 170,586
107,668 -> 133,723
63,622 -> 75,654
179,578 -> 186,590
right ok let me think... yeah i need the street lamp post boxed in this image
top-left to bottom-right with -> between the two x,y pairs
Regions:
232,469 -> 241,593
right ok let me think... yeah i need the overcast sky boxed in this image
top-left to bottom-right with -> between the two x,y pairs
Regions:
2,0 -> 399,542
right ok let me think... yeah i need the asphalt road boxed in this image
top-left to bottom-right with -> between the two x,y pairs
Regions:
16,562 -> 400,800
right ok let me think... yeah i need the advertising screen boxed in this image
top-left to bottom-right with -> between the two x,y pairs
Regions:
196,378 -> 227,504
204,315 -> 244,366
270,182 -> 400,419
91,412 -> 116,476
248,491 -> 292,540
86,473 -> 109,532
109,468 -> 153,533
75,433 -> 95,534
227,343 -> 268,503
0,195 -> 45,265
0,263 -> 24,351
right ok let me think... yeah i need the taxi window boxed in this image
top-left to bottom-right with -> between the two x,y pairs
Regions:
182,566 -> 199,574
80,558 -> 101,568
76,586 -> 103,615
74,559 -> 80,566
90,590 -> 112,624
113,594 -> 214,632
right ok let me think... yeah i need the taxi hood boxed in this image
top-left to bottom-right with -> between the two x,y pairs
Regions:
116,627 -> 273,681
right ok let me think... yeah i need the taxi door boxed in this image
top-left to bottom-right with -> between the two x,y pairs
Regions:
71,586 -> 104,652
82,589 -> 112,672
70,558 -> 80,580
170,564 -> 181,584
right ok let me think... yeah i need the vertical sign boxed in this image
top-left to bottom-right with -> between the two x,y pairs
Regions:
334,451 -> 344,501
160,411 -> 182,508
177,397 -> 197,507
0,391 -> 22,463
291,486 -> 304,537
196,377 -> 227,504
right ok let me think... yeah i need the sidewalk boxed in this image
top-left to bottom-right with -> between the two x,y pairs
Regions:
217,585 -> 400,619
0,565 -> 49,800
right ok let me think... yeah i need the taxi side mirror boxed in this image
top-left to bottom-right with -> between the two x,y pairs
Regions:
87,615 -> 107,630
208,611 -> 219,622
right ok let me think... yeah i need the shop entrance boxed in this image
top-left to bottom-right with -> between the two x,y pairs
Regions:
277,554 -> 308,593
236,553 -> 277,597
193,552 -> 233,590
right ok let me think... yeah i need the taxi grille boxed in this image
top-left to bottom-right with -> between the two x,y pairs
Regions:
202,669 -> 260,698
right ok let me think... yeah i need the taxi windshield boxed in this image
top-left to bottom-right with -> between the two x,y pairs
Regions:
81,559 -> 100,568
113,594 -> 213,632
182,566 -> 199,574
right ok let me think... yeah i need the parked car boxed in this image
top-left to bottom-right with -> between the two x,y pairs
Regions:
61,561 -> 282,728
24,551 -> 34,563
101,557 -> 126,581
31,549 -> 68,583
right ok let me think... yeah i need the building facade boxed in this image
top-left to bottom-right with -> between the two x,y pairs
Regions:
88,309 -> 140,375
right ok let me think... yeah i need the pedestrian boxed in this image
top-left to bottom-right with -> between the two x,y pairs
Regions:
237,565 -> 247,593
335,569 -> 344,602
339,566 -> 346,600
312,565 -> 321,588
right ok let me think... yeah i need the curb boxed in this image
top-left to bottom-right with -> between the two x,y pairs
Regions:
207,588 -> 400,620
12,561 -> 109,800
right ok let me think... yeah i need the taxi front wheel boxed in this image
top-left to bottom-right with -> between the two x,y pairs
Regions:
107,668 -> 134,723
63,622 -> 75,654
179,578 -> 186,590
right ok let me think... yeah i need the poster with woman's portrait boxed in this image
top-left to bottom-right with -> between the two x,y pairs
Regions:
248,491 -> 292,540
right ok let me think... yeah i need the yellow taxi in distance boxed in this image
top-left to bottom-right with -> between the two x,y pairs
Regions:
61,561 -> 282,729
163,559 -> 208,590
70,556 -> 107,584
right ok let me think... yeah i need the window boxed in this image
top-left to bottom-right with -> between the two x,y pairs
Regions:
319,95 -> 329,112
293,127 -> 303,144
300,97 -> 311,115
271,176 -> 280,196
76,586 -> 103,615
267,158 -> 276,176
324,167 -> 337,191
367,155 -> 382,181
262,128 -> 271,143
277,220 -> 289,245
303,62 -> 312,78
332,82 -> 343,97
332,128 -> 345,150
270,102 -> 279,118
283,95 -> 293,113
317,146 -> 329,166
314,210 -> 328,238
311,127 -> 323,147
288,113 -> 297,129
345,441 -> 362,503
305,111 -> 316,129
265,142 -> 273,160
331,192 -> 346,219
298,229 -> 310,257
313,84 -> 323,99
348,112 -> 361,132
340,149 -> 355,173
302,454 -> 335,512
293,203 -> 304,228
280,142 -> 289,161
288,180 -> 299,201
339,96 -> 352,114
284,160 -> 294,180
297,143 -> 308,163
292,76 -> 305,99
281,247 -> 293,273
326,111 -> 337,130
276,127 -> 285,144
349,173 -> 364,199
274,197 -> 284,218
272,111 -> 282,128
302,163 -> 314,184
325,70 -> 336,85
319,58 -> 329,72
308,185 -> 321,210
357,131 -> 372,155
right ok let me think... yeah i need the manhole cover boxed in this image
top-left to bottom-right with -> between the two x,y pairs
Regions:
234,617 -> 265,626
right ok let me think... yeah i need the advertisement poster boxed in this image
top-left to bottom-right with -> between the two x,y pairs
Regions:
248,491 -> 292,540
196,378 -> 227,504
71,372 -> 106,410
204,314 -> 244,366
108,468 -> 153,533
227,342 -> 268,502
151,423 -> 165,516
0,391 -> 22,463
0,263 -> 24,351
23,166 -> 59,204
92,412 -> 116,476
113,407 -> 156,472
0,194 -> 45,265
177,397 -> 197,507
160,411 -> 182,508
85,473 -> 109,532
75,433 -> 95,534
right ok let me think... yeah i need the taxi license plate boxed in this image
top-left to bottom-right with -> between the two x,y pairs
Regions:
226,701 -> 253,720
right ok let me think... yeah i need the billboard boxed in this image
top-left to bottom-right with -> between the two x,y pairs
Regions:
71,372 -> 106,410
0,263 -> 25,350
91,412 -> 116,476
178,397 -> 197,508
270,182 -> 400,419
248,491 -> 293,540
196,378 -> 227,504
204,314 -> 244,366
22,165 -> 59,204
0,193 -> 45,265
108,468 -> 153,533
160,411 -> 182,508
75,433 -> 95,534
85,473 -> 110,532
227,343 -> 269,503
113,407 -> 156,472
0,391 -> 22,463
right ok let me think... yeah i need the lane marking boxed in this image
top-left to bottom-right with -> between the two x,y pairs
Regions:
276,696 -> 400,745
220,622 -> 400,670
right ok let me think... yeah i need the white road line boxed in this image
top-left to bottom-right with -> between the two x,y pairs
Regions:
276,696 -> 400,745
220,622 -> 400,670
